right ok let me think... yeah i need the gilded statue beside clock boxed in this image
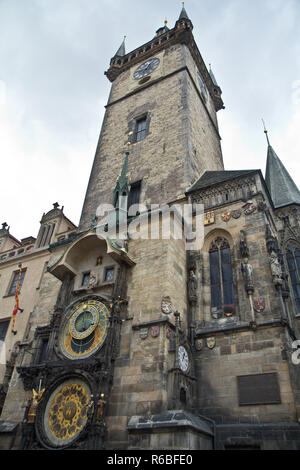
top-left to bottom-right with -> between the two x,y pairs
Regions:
59,299 -> 110,360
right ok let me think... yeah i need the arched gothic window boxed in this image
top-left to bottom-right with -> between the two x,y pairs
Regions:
209,237 -> 235,311
286,241 -> 300,313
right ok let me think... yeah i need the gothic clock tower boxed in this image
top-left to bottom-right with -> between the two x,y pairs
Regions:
16,6 -> 225,450
79,6 -> 224,231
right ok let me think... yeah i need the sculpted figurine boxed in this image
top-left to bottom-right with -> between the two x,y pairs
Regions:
269,251 -> 283,286
87,271 -> 97,289
188,269 -> 198,303
241,258 -> 254,293
96,393 -> 107,422
27,388 -> 45,424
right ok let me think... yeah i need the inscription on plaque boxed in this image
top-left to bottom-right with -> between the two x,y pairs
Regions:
237,373 -> 281,406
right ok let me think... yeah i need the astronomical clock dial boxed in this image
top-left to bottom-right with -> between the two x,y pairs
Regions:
178,345 -> 189,373
59,299 -> 110,360
41,379 -> 91,448
133,58 -> 160,79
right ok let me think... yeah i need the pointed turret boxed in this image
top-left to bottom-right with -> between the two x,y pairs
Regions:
179,3 -> 190,20
264,129 -> 300,208
176,2 -> 193,30
114,36 -> 126,57
113,148 -> 131,208
155,20 -> 170,37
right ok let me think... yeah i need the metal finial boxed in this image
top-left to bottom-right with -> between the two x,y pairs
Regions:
262,118 -> 270,146
164,19 -> 168,25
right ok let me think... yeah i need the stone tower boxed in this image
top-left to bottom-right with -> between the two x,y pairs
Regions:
1,6 -> 300,451
79,7 -> 224,231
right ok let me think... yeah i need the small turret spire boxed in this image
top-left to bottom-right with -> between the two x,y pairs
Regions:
114,36 -> 126,57
264,125 -> 300,208
179,2 -> 190,20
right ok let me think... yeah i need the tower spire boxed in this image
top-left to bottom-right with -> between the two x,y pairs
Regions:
114,36 -> 126,57
264,126 -> 300,208
179,2 -> 190,20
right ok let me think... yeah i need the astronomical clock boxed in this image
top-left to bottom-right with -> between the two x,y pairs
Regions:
58,299 -> 110,360
18,279 -> 124,449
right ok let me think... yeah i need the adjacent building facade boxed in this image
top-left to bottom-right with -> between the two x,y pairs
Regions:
1,6 -> 300,450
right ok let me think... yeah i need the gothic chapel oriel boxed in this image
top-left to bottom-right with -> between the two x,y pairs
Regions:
1,5 -> 300,450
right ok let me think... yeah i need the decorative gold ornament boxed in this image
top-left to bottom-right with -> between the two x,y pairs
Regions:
47,382 -> 90,444
204,211 -> 215,226
27,387 -> 45,424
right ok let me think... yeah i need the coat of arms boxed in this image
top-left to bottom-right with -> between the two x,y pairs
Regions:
243,201 -> 257,215
206,337 -> 216,349
221,212 -> 231,222
204,211 -> 215,226
151,326 -> 160,338
231,209 -> 242,219
140,328 -> 148,339
253,298 -> 266,313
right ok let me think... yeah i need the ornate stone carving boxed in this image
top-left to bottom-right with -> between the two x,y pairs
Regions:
241,259 -> 254,294
187,269 -> 198,304
269,250 -> 283,286
240,230 -> 249,258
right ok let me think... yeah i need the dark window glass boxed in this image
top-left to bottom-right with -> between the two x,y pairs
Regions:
286,243 -> 300,313
105,268 -> 115,282
209,250 -> 221,308
136,117 -> 147,142
82,272 -> 90,287
39,339 -> 48,363
8,270 -> 26,296
0,321 -> 9,342
209,238 -> 234,311
128,181 -> 141,209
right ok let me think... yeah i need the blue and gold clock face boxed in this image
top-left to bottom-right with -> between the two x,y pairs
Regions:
59,299 -> 110,360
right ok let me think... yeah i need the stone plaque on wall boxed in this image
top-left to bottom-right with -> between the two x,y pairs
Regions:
237,373 -> 281,406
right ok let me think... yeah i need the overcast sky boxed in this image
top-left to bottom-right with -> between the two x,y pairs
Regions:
1,0 -> 300,241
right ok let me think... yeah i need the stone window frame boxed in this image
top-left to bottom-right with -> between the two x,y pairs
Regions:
209,236 -> 235,315
103,265 -> 116,284
33,326 -> 51,365
203,229 -> 240,321
81,271 -> 91,287
128,112 -> 151,144
5,268 -> 27,297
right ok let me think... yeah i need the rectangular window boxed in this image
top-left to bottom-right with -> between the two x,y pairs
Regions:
39,338 -> 48,363
82,272 -> 90,287
128,181 -> 141,209
136,117 -> 147,142
104,267 -> 115,282
8,269 -> 26,296
237,373 -> 281,406
0,320 -> 9,342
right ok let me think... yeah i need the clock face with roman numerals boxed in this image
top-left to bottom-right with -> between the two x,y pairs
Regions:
133,58 -> 160,80
59,299 -> 110,360
178,345 -> 189,372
